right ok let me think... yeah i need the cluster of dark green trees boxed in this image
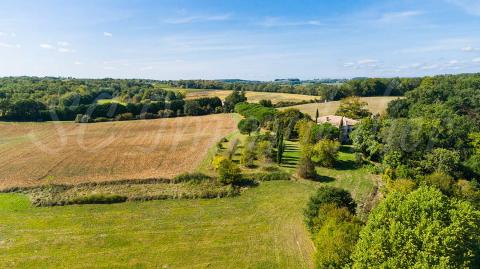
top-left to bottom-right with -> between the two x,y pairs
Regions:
302,73 -> 480,268
0,77 -> 250,122
351,74 -> 480,193
305,185 -> 480,268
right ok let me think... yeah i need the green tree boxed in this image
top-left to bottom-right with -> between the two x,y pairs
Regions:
421,148 -> 461,176
224,90 -> 247,112
256,140 -> 274,162
237,117 -> 259,136
311,139 -> 340,167
304,186 -> 356,233
217,159 -> 242,185
240,137 -> 257,168
313,205 -> 363,269
352,187 -> 480,269
259,99 -> 273,107
335,97 -> 372,119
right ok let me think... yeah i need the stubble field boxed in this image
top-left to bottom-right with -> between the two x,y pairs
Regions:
280,96 -> 401,117
185,90 -> 318,104
0,114 -> 237,190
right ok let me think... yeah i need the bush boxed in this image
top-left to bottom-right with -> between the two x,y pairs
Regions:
424,172 -> 456,196
212,155 -> 227,170
240,137 -> 257,168
75,114 -> 93,123
115,112 -> 134,121
217,159 -> 242,185
387,178 -> 417,194
173,172 -> 212,183
256,140 -> 274,162
311,139 -> 340,167
94,117 -> 110,122
249,171 -> 290,181
139,112 -> 158,119
68,194 -> 127,205
313,205 -> 362,269
297,155 -> 317,179
304,186 -> 356,233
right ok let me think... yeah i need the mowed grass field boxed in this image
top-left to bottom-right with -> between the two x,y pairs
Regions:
280,96 -> 401,117
186,90 -> 318,104
0,181 -> 316,269
0,114 -> 237,190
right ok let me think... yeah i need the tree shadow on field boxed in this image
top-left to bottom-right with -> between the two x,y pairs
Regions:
234,178 -> 259,187
335,160 -> 358,171
311,174 -> 336,183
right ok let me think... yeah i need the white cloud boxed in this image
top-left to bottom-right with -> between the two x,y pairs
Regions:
447,0 -> 480,16
357,59 -> 378,65
0,42 -> 20,49
74,61 -> 83,65
379,11 -> 422,23
0,31 -> 16,37
57,41 -> 70,46
473,57 -> 480,63
103,32 -> 113,37
140,66 -> 154,71
165,13 -> 231,24
258,17 -> 323,27
58,47 -> 75,53
40,43 -> 55,49
462,45 -> 480,52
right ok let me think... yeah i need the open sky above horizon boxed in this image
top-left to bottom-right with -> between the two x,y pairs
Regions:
1,0 -> 480,80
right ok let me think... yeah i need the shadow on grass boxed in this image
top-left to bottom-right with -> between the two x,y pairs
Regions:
335,160 -> 358,171
281,156 -> 300,168
311,174 -> 336,183
234,178 -> 259,187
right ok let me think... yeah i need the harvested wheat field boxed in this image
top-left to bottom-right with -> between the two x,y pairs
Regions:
186,90 -> 318,104
0,114 -> 237,190
280,96 -> 402,118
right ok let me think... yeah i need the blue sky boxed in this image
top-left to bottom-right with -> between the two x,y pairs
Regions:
0,0 -> 480,80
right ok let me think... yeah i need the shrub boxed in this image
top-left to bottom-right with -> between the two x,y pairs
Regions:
173,172 -> 212,183
297,155 -> 317,179
68,194 -> 127,205
240,137 -> 257,168
424,172 -> 456,196
259,99 -> 273,107
94,117 -> 110,123
217,159 -> 242,185
256,140 -> 274,162
313,205 -> 362,269
304,186 -> 356,233
387,178 -> 417,194
249,171 -> 290,181
139,112 -> 158,119
115,112 -> 134,121
311,139 -> 340,167
226,138 -> 240,160
75,114 -> 93,123
212,155 -> 227,170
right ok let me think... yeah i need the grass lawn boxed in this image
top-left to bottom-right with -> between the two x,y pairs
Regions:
0,181 -> 315,269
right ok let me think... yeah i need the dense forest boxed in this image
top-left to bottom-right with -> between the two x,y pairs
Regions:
227,73 -> 480,268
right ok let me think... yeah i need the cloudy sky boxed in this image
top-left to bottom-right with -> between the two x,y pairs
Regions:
0,0 -> 479,80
